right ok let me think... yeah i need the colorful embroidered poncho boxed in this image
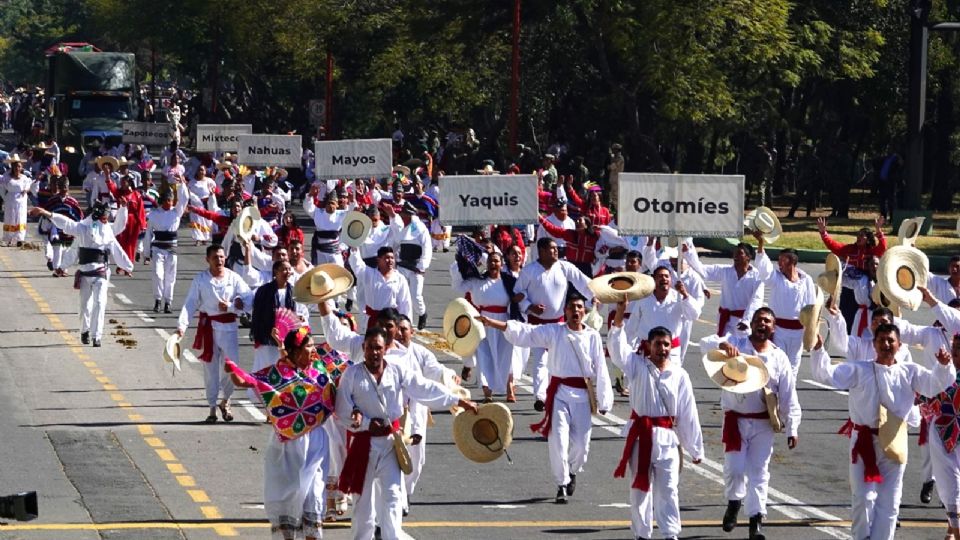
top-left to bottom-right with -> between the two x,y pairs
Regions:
226,343 -> 351,442
919,373 -> 960,453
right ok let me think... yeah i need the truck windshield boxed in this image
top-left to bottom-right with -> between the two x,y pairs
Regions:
68,97 -> 132,119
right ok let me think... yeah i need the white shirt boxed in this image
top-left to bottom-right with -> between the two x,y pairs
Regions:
700,333 -> 801,437
177,269 -> 251,332
810,347 -> 955,427
348,250 -> 413,319
608,326 -> 704,460
824,310 -> 913,363
391,215 -> 433,272
504,321 -> 613,410
755,251 -> 817,323
684,250 -> 764,325
49,210 -> 132,273
188,177 -> 217,200
450,262 -> 510,311
303,199 -> 347,233
144,182 -> 189,249
360,222 -> 395,260
536,213 -> 574,250
515,260 -> 593,320
929,274 -> 960,304
625,289 -> 701,348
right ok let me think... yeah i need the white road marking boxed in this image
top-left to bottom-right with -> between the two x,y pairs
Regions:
132,310 -> 155,323
235,398 -> 267,422
155,328 -> 170,340
597,503 -> 631,508
239,503 -> 265,510
802,378 -> 849,396
183,350 -> 199,364
481,504 -> 526,509
114,292 -> 133,304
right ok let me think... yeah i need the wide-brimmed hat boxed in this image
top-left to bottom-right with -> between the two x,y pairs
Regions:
799,288 -> 824,351
163,333 -> 182,372
897,217 -> 924,246
817,253 -> 843,302
443,298 -> 485,358
3,153 -> 25,164
233,205 -> 262,243
96,155 -> 119,170
453,402 -> 514,464
293,264 -> 355,304
341,210 -> 372,249
870,286 -> 902,318
877,245 -> 929,311
392,165 -> 411,177
588,272 -> 655,304
701,349 -> 770,394
476,163 -> 499,175
746,206 -> 781,244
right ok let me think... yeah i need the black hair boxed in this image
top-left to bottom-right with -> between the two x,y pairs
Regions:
735,242 -> 755,259
377,245 -> 395,258
625,250 -> 642,261
950,299 -> 960,309
376,307 -> 402,326
753,306 -> 776,320
871,306 -> 894,321
950,255 -> 960,264
205,244 -> 225,257
536,237 -> 557,251
873,323 -> 901,341
364,327 -> 389,343
272,259 -> 289,274
648,326 -> 673,341
283,328 -> 312,352
564,288 -> 586,307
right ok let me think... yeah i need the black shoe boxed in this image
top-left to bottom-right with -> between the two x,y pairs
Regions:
566,474 -> 576,496
153,300 -> 160,313
722,500 -> 741,532
135,252 -> 141,262
921,479 -> 936,504
402,507 -> 409,517
534,399 -> 545,412
16,241 -> 22,247
81,332 -> 90,345
417,313 -> 428,330
163,302 -> 171,314
345,299 -> 353,312
46,260 -> 53,270
460,366 -> 472,383
555,485 -> 567,504
748,513 -> 765,539
92,339 -> 101,347
374,526 -> 382,539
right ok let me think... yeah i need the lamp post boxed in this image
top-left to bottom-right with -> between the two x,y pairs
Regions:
508,0 -> 521,151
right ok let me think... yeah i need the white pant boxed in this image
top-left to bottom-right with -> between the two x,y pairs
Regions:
930,431 -> 960,525
403,432 -> 427,511
79,273 -> 109,339
250,345 -> 280,403
921,432 -> 935,483
629,441 -> 681,539
51,243 -> 70,270
723,417 -> 775,516
773,327 -> 803,376
312,250 -> 343,267
151,247 -> 178,302
398,267 -> 425,317
352,437 -> 406,540
530,348 -> 549,401
849,431 -> 904,540
203,326 -> 239,407
549,395 -> 592,486
678,319 -> 693,364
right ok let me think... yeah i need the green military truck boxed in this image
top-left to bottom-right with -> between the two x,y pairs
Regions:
45,43 -> 136,180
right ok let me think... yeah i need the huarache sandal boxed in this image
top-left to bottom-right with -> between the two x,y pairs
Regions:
219,401 -> 234,422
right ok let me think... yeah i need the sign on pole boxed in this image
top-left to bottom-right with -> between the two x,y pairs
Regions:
122,122 -> 169,146
617,173 -> 745,237
439,175 -> 539,226
309,100 -> 326,128
314,138 -> 392,179
236,134 -> 302,167
195,124 -> 253,152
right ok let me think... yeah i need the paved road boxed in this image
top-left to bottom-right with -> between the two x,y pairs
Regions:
0,218 -> 950,540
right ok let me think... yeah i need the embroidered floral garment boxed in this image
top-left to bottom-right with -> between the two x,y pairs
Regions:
919,373 -> 960,453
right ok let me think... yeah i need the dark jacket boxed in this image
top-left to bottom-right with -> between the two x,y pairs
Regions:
250,280 -> 296,346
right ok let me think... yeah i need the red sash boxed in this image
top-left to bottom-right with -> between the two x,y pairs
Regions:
856,304 -> 869,337
614,411 -> 673,491
722,410 -> 770,452
528,314 -> 564,325
364,305 -> 381,331
775,318 -> 804,330
192,312 -> 238,362
838,419 -> 883,483
530,376 -> 587,439
919,417 -> 929,447
478,305 -> 508,314
717,308 -> 745,335
338,419 -> 401,495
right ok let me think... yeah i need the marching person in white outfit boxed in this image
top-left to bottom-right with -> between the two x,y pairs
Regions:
624,266 -> 701,365
479,291 -> 613,504
844,256 -> 879,338
810,324 -> 956,540
176,245 -> 252,423
608,300 -> 704,540
684,241 -> 764,337
824,304 -> 913,364
640,238 -> 705,361
304,187 -> 348,266
348,246 -> 412,330
929,256 -> 960,304
334,326 -> 477,540
144,180 -> 189,313
2,154 -> 37,245
700,307 -> 801,539
187,168 -> 217,244
753,232 -> 817,375
514,237 -> 594,409
30,202 -> 132,347
385,201 -> 432,330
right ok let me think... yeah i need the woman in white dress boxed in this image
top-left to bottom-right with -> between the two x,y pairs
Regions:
2,154 -> 37,245
450,251 -> 520,401
187,167 -> 217,245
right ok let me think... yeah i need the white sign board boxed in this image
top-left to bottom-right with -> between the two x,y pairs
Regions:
122,122 -> 169,146
440,175 -> 539,226
314,138 -> 392,179
617,173 -> 744,237
195,124 -> 252,152
237,134 -> 302,167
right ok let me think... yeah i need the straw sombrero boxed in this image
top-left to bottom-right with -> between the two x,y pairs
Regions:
701,349 -> 770,394
441,370 -> 473,415
799,288 -> 824,351
870,286 -> 902,318
817,253 -> 842,302
453,402 -> 514,464
341,211 -> 372,249
392,165 -> 411,177
442,298 -> 485,358
746,207 -> 781,244
877,245 -> 929,311
588,272 -> 655,304
163,333 -> 182,372
232,205 -> 262,243
96,155 -> 119,170
897,217 -> 924,246
293,264 -> 355,304
3,153 -> 25,164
